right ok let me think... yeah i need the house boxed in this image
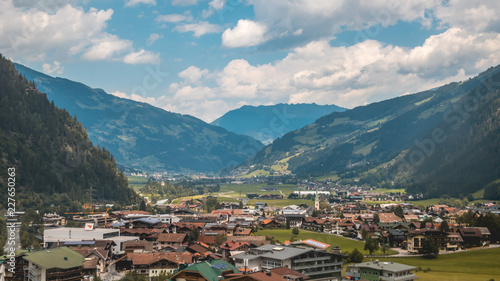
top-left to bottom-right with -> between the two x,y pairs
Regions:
231,244 -> 343,280
345,260 -> 418,281
284,214 -> 304,228
260,219 -> 280,228
123,240 -> 158,253
23,247 -> 85,281
458,227 -> 484,247
407,228 -> 450,254
232,267 -> 309,281
220,241 -> 251,258
170,259 -> 240,281
377,213 -> 403,223
157,233 -> 187,249
117,252 -> 193,279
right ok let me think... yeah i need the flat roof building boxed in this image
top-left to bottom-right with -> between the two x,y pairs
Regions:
345,260 -> 418,281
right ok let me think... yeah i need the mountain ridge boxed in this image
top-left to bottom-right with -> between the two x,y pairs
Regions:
211,103 -> 346,144
14,63 -> 263,174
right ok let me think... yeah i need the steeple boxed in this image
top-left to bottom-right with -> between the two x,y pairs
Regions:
315,187 -> 320,211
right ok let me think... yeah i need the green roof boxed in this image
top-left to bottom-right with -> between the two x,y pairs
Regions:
23,247 -> 85,269
174,260 -> 239,281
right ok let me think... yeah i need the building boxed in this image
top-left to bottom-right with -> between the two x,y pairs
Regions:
170,259 -> 240,281
345,260 -> 418,281
43,227 -> 120,248
231,244 -> 343,280
406,229 -> 449,254
23,247 -> 85,281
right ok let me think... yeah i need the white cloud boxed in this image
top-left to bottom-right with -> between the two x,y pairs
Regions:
122,49 -> 160,64
202,0 -> 226,18
147,33 -> 163,45
174,21 -> 222,37
125,0 -> 156,7
179,66 -> 209,84
0,1 -> 157,64
82,34 -> 132,61
433,0 -> 500,32
156,13 -> 193,23
163,27 -> 500,121
171,0 -> 199,6
222,19 -> 268,48
42,60 -> 63,75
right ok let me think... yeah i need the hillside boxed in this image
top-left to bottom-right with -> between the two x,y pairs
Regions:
241,65 -> 500,198
400,68 -> 500,198
14,64 -> 263,174
0,54 -> 138,211
211,103 -> 346,144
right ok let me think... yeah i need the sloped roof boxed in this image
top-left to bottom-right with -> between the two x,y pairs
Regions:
23,247 -> 85,269
173,259 -> 239,281
158,233 -> 187,243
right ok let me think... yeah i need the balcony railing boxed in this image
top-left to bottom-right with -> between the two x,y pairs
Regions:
293,261 -> 343,270
293,256 -> 331,263
306,268 -> 342,275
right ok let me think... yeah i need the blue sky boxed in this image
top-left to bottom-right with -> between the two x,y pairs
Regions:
2,0 -> 500,121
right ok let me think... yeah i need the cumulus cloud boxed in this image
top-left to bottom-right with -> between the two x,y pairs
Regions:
161,27 -> 500,121
156,13 -> 193,23
174,21 -> 222,37
171,0 -> 199,6
222,19 -> 268,48
147,33 -> 163,45
179,66 -> 209,84
125,0 -> 156,7
0,1 -> 157,64
42,60 -> 63,75
202,0 -> 226,18
123,49 -> 160,64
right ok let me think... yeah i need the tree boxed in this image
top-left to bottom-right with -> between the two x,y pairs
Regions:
364,237 -> 379,255
361,228 -> 368,240
439,220 -> 450,232
419,236 -> 439,258
381,243 -> 388,256
373,214 -> 380,224
286,219 -> 290,229
292,227 -> 300,236
187,228 -> 199,242
394,205 -> 404,218
139,200 -> 147,211
348,248 -> 364,263
215,233 -> 227,247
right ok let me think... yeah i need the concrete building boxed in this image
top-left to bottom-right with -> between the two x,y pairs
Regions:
345,260 -> 418,281
231,244 -> 343,281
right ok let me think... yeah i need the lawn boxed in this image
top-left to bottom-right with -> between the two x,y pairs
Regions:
247,199 -> 312,207
377,247 -> 500,281
219,183 -> 298,196
257,229 -> 397,256
127,175 -> 149,191
371,188 -> 405,194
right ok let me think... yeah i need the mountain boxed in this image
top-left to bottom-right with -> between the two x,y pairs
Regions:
211,103 -> 346,144
241,65 -> 500,198
14,63 -> 263,174
399,68 -> 500,199
0,54 -> 138,211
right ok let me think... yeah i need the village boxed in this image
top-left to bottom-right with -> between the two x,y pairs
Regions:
1,180 -> 499,281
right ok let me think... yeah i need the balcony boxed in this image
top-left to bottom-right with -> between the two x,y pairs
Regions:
379,274 -> 418,281
293,261 -> 343,270
293,256 -> 331,263
306,268 -> 342,275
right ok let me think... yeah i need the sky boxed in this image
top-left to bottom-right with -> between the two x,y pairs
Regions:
2,0 -> 500,122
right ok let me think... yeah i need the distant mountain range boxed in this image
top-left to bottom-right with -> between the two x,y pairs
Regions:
241,65 -> 500,199
211,103 -> 346,144
15,63 -> 263,174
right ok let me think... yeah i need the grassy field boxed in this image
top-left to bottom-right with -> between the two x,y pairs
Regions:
219,183 -> 298,196
377,247 -> 500,281
371,188 -> 405,194
364,200 -> 403,206
247,199 -> 312,207
127,176 -> 148,191
257,229 -> 397,256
